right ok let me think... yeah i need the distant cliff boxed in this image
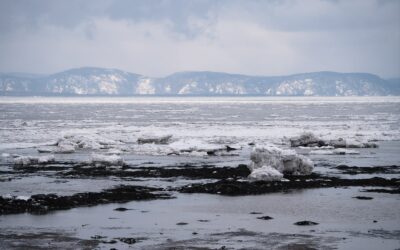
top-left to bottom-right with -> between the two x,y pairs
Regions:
1,67 -> 398,96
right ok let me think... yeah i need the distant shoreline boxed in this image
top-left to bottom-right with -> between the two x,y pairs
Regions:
1,95 -> 399,104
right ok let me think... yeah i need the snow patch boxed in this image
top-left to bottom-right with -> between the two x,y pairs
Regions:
135,78 -> 155,94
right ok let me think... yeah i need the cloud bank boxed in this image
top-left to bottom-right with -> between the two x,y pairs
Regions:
0,0 -> 399,78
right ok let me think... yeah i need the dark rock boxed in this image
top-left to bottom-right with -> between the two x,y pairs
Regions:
225,145 -> 237,152
197,219 -> 209,222
257,216 -> 273,220
91,235 -> 106,240
176,222 -> 188,226
114,207 -> 131,211
250,212 -> 263,215
101,240 -> 117,244
353,196 -> 373,200
117,237 -> 136,244
294,221 -> 319,226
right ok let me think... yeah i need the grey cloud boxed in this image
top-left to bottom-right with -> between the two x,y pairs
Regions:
0,0 -> 219,37
2,0 -> 399,34
0,0 -> 110,32
222,0 -> 400,32
0,0 -> 399,78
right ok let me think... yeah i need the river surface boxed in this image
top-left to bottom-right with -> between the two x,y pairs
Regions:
0,96 -> 399,249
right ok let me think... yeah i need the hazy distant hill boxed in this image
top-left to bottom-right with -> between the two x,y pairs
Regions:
0,67 -> 398,96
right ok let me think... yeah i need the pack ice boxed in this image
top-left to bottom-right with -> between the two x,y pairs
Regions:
37,134 -> 123,154
290,132 -> 378,148
248,146 -> 313,181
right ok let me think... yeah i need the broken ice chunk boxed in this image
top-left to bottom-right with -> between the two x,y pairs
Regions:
90,153 -> 125,166
13,155 -> 55,166
248,165 -> 284,181
249,146 -> 314,180
137,135 -> 172,145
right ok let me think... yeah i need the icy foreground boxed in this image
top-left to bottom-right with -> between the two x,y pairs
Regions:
248,146 -> 314,181
0,97 -> 399,250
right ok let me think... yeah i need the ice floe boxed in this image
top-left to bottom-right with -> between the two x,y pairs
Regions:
248,165 -> 284,181
54,140 -> 77,153
3,194 -> 31,201
1,153 -> 10,158
13,155 -> 55,167
309,148 -> 360,155
130,138 -> 239,157
37,134 -> 123,154
248,146 -> 314,181
169,139 -> 228,155
290,132 -> 378,149
290,132 -> 325,147
89,153 -> 125,166
130,143 -> 175,156
137,134 -> 172,145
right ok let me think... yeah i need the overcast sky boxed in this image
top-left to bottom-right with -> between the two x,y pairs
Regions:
0,0 -> 399,78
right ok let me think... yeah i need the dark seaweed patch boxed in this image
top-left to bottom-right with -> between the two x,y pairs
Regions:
0,185 -> 171,215
179,175 -> 399,196
334,165 -> 400,175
